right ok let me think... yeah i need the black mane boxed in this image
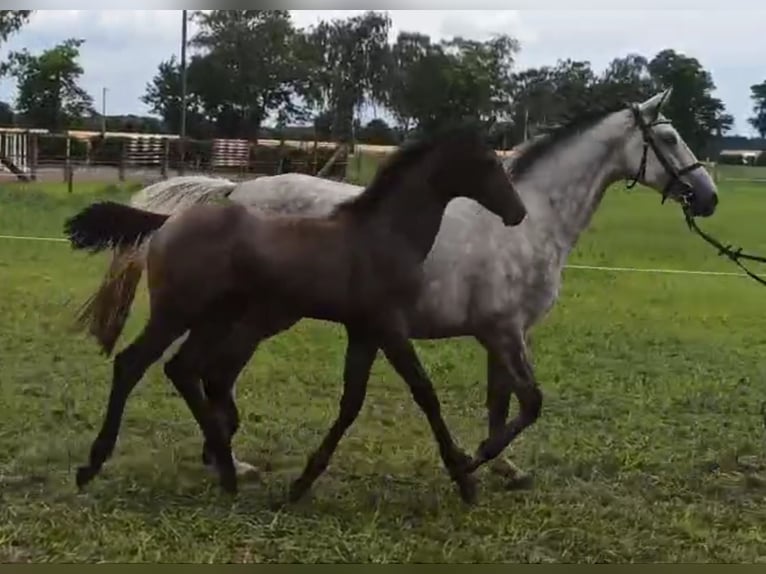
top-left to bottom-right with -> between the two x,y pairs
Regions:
334,123 -> 486,215
510,102 -> 628,179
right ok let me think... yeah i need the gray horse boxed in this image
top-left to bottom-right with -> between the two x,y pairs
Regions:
76,89 -> 718,486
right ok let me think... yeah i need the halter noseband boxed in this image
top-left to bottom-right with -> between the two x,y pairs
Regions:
623,99 -> 766,288
624,102 -> 704,208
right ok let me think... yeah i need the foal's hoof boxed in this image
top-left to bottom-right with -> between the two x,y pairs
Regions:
287,478 -> 310,504
504,473 -> 534,491
457,475 -> 478,505
219,472 -> 238,495
75,465 -> 97,490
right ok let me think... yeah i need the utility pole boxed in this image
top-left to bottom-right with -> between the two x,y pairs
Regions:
101,87 -> 108,135
523,106 -> 529,142
179,9 -> 188,175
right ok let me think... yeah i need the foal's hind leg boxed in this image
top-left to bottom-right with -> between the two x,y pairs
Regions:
288,327 -> 377,502
199,313 -> 299,476
468,329 -> 542,474
379,320 -> 477,504
200,336 -> 263,478
164,319 -> 242,494
76,315 -> 184,490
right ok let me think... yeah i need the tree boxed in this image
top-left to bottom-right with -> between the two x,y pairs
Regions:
0,11 -> 32,44
299,11 -> 392,143
748,80 -> 766,138
384,31 -> 434,131
4,38 -> 94,130
0,101 -> 13,125
0,10 -> 33,124
357,118 -> 398,145
647,49 -> 732,156
440,34 -> 519,125
384,32 -> 519,136
595,53 -> 656,106
141,56 -> 214,137
190,10 -> 306,139
507,59 -> 598,143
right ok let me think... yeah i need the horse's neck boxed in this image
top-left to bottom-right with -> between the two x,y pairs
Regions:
366,180 -> 448,261
519,112 -> 631,264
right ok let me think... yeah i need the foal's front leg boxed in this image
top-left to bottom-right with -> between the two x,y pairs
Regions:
379,322 -> 477,504
288,326 -> 377,502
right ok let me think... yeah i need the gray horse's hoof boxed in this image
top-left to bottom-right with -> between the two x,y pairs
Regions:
489,458 -> 534,490
204,454 -> 262,480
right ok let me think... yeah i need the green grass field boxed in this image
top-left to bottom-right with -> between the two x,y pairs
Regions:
2,177 -> 766,562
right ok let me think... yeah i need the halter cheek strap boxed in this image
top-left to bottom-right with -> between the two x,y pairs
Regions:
625,103 -> 704,207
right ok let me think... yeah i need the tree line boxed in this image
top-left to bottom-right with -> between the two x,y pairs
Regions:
1,10 -> 766,158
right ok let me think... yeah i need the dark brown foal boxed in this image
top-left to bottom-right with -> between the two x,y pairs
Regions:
64,124 -> 527,504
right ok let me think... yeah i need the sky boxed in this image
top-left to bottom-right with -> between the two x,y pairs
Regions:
0,8 -> 764,136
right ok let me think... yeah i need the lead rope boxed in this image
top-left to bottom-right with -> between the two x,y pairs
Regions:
683,208 -> 766,287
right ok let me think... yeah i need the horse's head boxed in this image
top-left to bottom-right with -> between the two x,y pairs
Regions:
622,88 -> 718,218
432,125 -> 527,227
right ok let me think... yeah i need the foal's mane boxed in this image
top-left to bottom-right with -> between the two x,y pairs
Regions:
333,123 -> 486,216
510,101 -> 628,179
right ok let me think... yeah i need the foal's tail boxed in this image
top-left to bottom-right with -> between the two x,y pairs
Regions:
64,202 -> 171,356
65,201 -> 170,253
69,177 -> 237,357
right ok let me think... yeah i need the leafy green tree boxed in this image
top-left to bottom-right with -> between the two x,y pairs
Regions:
508,59 -> 598,143
357,118 -> 398,145
188,10 -> 307,139
143,11 -> 306,139
141,55 -> 215,137
0,11 -> 32,44
384,32 -> 519,135
596,54 -> 656,104
647,49 -> 732,155
748,80 -> 766,138
0,101 -> 13,125
299,11 -> 391,142
4,38 -> 94,130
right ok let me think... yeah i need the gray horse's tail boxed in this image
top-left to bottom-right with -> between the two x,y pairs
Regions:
72,175 -> 237,356
130,175 -> 237,213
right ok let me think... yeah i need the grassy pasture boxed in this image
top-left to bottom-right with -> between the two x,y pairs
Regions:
1,177 -> 766,562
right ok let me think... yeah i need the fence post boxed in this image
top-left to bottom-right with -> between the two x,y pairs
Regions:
29,132 -> 38,181
63,136 -> 71,185
161,138 -> 169,179
118,139 -> 126,182
178,136 -> 186,176
66,162 -> 74,194
311,136 -> 318,174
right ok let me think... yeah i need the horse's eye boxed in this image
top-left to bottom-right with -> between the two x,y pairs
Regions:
661,132 -> 678,146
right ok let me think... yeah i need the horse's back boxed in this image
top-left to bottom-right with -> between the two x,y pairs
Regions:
229,173 -> 362,217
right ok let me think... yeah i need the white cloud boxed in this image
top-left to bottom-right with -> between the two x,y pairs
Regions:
0,9 -> 763,135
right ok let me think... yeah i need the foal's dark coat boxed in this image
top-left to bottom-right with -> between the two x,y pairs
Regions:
64,125 -> 527,504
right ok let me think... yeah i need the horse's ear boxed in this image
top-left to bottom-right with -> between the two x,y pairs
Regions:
638,87 -> 673,120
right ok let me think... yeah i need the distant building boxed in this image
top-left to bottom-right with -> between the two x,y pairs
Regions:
718,149 -> 764,165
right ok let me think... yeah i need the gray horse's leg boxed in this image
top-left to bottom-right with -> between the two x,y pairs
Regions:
485,350 -> 532,483
468,329 -> 542,474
